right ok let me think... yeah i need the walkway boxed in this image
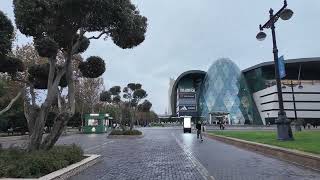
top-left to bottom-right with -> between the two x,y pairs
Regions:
67,128 -> 320,180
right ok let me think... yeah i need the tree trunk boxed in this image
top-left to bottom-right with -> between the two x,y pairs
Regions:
41,112 -> 70,150
130,108 -> 134,130
27,67 -> 65,151
28,109 -> 47,151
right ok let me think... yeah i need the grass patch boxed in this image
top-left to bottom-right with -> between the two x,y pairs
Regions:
0,144 -> 84,178
208,131 -> 320,154
110,129 -> 142,135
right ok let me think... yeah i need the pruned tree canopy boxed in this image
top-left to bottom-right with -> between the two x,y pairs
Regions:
34,37 -> 59,58
127,83 -> 137,91
138,100 -> 152,112
100,90 -> 112,103
28,63 -> 67,89
0,10 -> 24,75
133,89 -> 147,100
13,0 -> 147,50
0,10 -> 14,56
112,95 -> 121,103
109,86 -> 121,95
79,56 -> 106,78
0,56 -> 25,74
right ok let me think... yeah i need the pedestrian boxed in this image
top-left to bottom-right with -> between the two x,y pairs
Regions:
196,121 -> 203,142
307,123 -> 311,129
202,122 -> 206,132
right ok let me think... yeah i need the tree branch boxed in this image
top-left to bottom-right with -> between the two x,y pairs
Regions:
57,87 -> 63,111
30,85 -> 36,106
88,31 -> 108,40
47,58 -> 56,93
65,50 -> 76,114
0,88 -> 23,115
42,66 -> 66,110
11,76 -> 30,86
71,29 -> 86,55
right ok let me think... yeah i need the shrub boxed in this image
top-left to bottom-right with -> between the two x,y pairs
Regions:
110,129 -> 142,136
122,130 -> 142,135
0,145 -> 84,178
109,130 -> 124,135
150,122 -> 164,127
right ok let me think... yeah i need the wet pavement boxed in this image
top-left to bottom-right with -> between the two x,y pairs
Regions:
66,128 -> 320,180
1,127 -> 320,180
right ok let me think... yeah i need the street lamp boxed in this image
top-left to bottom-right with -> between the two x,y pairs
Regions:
256,0 -> 294,140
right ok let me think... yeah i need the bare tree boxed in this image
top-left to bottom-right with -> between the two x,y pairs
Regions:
76,78 -> 104,113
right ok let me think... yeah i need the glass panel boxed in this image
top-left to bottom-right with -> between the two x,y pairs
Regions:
199,58 -> 262,124
88,119 -> 99,126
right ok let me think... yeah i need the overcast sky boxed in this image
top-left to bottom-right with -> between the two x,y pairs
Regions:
1,0 -> 320,114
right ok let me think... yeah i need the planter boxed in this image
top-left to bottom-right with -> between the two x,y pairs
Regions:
0,154 -> 101,180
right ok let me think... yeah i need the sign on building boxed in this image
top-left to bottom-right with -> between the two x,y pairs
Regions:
278,55 -> 286,79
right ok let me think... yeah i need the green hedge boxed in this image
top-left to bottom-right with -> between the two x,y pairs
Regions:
110,129 -> 142,135
150,122 -> 164,127
0,144 -> 84,178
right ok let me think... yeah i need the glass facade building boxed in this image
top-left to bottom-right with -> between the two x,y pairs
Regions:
171,57 -> 320,125
198,58 -> 261,124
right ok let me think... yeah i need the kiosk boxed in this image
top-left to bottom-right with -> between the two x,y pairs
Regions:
182,116 -> 192,133
83,113 -> 110,134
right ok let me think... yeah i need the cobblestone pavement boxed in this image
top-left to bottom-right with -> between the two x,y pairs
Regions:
173,129 -> 320,180
68,129 -> 208,180
67,128 -> 320,180
1,127 -> 320,180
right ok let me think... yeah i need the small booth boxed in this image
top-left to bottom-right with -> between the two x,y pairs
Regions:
83,113 -> 110,134
182,116 -> 192,133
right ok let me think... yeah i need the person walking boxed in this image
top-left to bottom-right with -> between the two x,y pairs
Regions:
196,121 -> 203,142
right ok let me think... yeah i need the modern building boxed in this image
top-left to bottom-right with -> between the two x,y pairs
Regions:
170,70 -> 206,118
167,78 -> 175,115
170,57 -> 320,125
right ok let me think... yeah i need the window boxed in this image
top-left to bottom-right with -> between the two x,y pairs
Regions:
88,119 -> 99,126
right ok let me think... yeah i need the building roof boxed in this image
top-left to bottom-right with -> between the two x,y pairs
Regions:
242,57 -> 320,73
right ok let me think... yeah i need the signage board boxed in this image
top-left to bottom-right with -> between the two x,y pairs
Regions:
179,93 -> 196,99
183,117 -> 191,128
179,105 -> 197,111
278,55 -> 286,79
179,88 -> 195,93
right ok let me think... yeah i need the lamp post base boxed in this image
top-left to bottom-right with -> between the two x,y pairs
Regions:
275,113 -> 294,141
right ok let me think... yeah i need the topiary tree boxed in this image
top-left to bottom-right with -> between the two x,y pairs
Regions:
0,11 -> 14,57
100,86 -> 125,130
0,11 -> 25,116
10,0 -> 147,150
137,100 -> 152,126
123,83 -> 147,129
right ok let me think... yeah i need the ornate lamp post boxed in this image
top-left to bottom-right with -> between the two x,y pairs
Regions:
256,0 -> 294,140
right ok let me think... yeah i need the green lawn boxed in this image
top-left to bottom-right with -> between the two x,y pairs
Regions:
208,131 -> 320,154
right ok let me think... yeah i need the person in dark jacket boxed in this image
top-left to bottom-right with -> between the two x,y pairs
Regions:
196,121 -> 203,141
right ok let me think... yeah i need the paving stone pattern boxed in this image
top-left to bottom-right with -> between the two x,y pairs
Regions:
2,128 -> 319,180
70,130 -> 206,180
69,128 -> 320,180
